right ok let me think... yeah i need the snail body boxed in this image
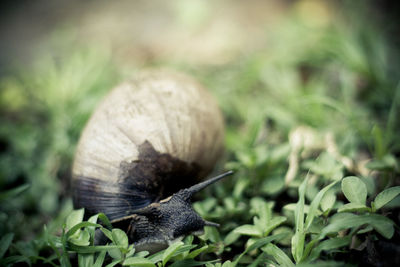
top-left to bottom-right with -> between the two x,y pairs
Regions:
72,71 -> 229,251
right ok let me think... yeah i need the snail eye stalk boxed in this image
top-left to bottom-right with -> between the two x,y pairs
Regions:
177,171 -> 234,201
204,220 -> 220,227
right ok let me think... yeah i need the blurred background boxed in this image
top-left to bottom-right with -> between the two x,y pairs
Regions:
0,0 -> 399,253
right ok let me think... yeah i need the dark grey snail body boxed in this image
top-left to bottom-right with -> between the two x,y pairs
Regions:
72,71 -> 228,251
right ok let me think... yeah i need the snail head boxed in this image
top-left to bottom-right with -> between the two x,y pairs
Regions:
118,171 -> 233,252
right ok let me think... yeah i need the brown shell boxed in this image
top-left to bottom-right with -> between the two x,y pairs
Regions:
72,71 -> 225,220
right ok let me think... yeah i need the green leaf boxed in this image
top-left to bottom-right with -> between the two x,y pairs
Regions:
305,181 -> 337,230
224,230 -> 241,246
374,186 -> 400,210
98,213 -> 113,229
66,244 -> 119,253
301,238 -> 319,262
232,233 -> 287,266
78,254 -> 94,267
101,228 -> 113,242
105,259 -> 123,267
0,233 -> 14,258
162,241 -> 184,266
66,209 -> 85,232
93,250 -> 107,267
261,175 -> 285,195
291,176 -> 308,263
147,250 -> 164,264
187,245 -> 208,259
135,251 -> 149,258
88,214 -> 99,244
193,198 -> 217,216
66,222 -> 101,239
321,213 -> 395,239
263,217 -> 287,236
170,259 -> 219,267
112,229 -> 129,249
222,261 -> 234,267
320,189 -> 336,213
173,244 -> 197,257
250,198 -> 272,225
201,226 -> 221,243
123,257 -> 155,267
69,229 -> 90,246
0,255 -> 30,266
125,245 -> 136,258
262,243 -> 294,267
341,176 -> 367,204
366,154 -> 398,171
371,125 -> 387,159
233,224 -> 261,237
0,184 -> 30,201
370,215 -> 395,239
304,152 -> 343,181
108,247 -> 123,260
337,203 -> 370,213
308,236 -> 351,262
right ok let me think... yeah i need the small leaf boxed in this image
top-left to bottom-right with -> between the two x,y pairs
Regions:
108,248 -> 123,260
105,259 -> 123,267
98,213 -> 113,229
321,213 -> 395,239
187,245 -> 208,259
162,241 -> 184,266
233,225 -> 261,237
66,222 -> 101,239
222,261 -> 233,267
308,236 -> 351,262
123,257 -> 155,267
291,176 -> 308,263
0,184 -> 30,201
366,154 -> 398,171
78,254 -> 94,267
101,228 -> 113,242
261,175 -> 285,195
94,250 -> 107,267
170,259 -> 219,267
301,238 -> 319,261
112,229 -> 129,249
262,243 -> 295,267
320,189 -> 336,213
224,230 -> 241,246
66,209 -> 85,232
88,214 -> 99,244
232,233 -> 287,266
147,250 -> 164,264
173,244 -> 197,256
193,198 -> 217,216
135,251 -> 149,258
201,226 -> 221,243
125,245 -> 136,258
305,181 -> 337,230
66,244 -> 119,253
69,229 -> 90,246
0,233 -> 14,258
374,186 -> 400,210
341,176 -> 367,204
263,217 -> 287,236
337,203 -> 370,213
370,215 -> 395,239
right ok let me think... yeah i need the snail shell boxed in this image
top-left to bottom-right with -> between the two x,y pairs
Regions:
72,71 -> 225,221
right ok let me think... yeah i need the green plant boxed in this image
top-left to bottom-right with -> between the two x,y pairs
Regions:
1,1 -> 400,266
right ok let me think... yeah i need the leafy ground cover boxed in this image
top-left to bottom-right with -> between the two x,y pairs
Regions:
1,1 -> 399,266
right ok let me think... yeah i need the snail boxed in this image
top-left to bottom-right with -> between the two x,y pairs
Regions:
71,70 -> 231,252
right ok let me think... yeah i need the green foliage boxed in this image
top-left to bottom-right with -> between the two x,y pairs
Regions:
1,1 -> 400,266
